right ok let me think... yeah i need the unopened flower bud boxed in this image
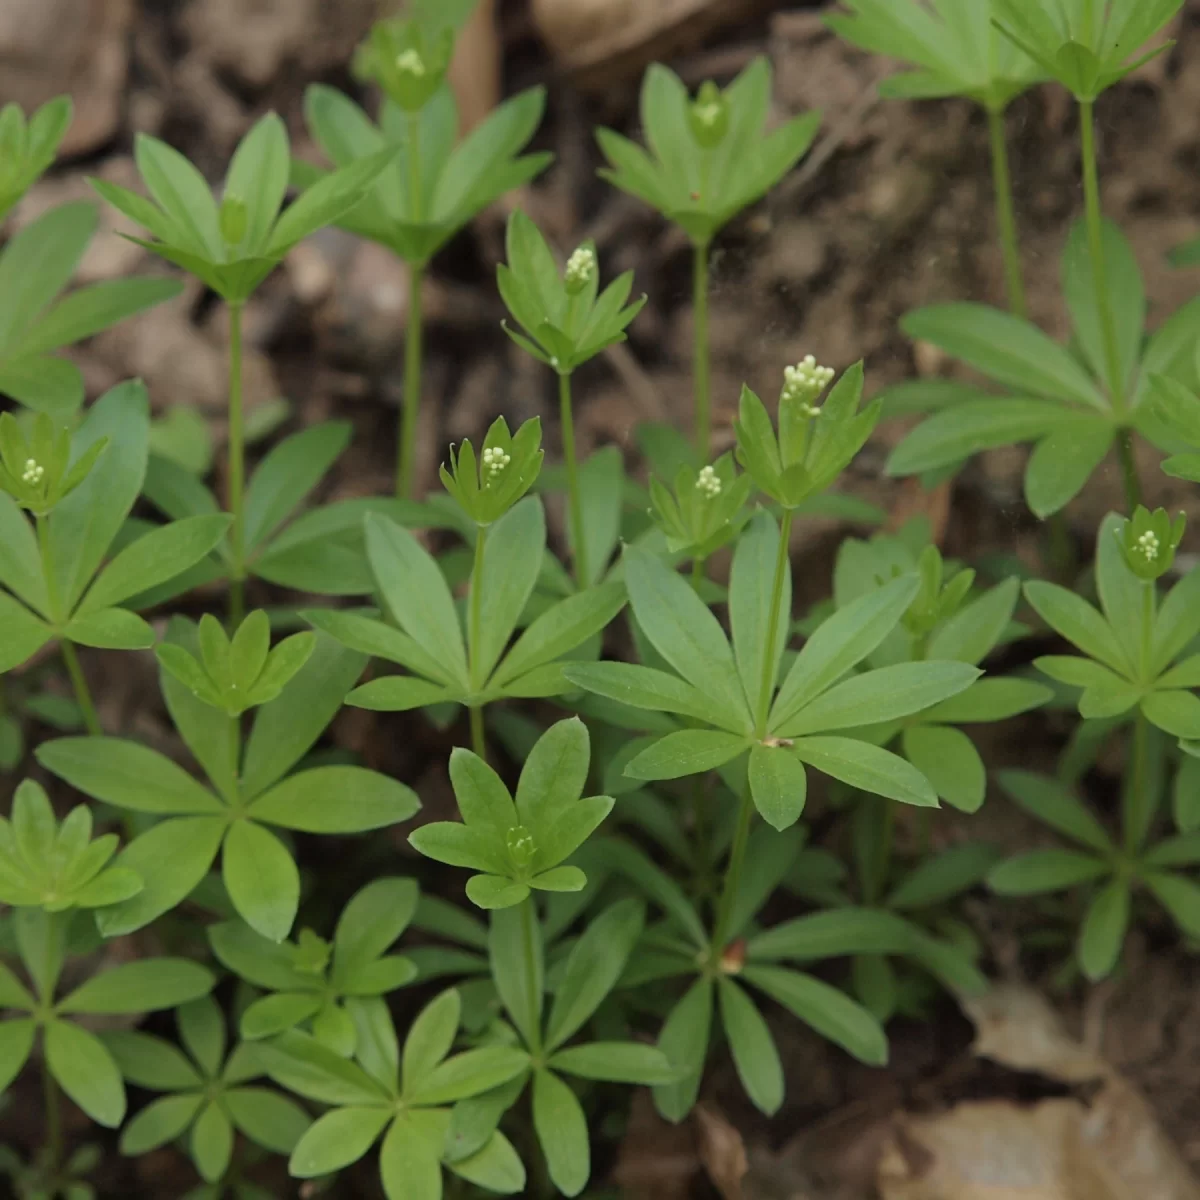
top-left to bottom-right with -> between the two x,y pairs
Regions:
506,825 -> 536,868
782,355 -> 835,414
688,80 -> 729,148
564,245 -> 596,294
695,464 -> 722,498
1116,505 -> 1185,581
395,47 -> 426,77
482,446 -> 511,479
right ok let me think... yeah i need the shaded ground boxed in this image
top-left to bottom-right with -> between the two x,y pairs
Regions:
5,0 -> 1200,1196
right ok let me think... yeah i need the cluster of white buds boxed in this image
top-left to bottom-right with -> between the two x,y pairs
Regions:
1136,530 -> 1160,561
782,355 -> 835,416
695,464 -> 722,498
482,446 -> 510,478
694,100 -> 722,128
564,245 -> 597,289
394,48 -> 426,77
21,458 -> 43,485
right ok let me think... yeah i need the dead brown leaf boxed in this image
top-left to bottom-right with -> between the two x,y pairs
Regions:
877,985 -> 1200,1200
612,1090 -> 697,1200
0,0 -> 131,155
531,0 -> 778,87
447,0 -> 500,134
696,1103 -> 749,1200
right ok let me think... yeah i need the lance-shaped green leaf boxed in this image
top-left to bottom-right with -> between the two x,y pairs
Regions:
0,780 -> 141,911
91,112 -> 396,303
597,57 -> 819,246
827,0 -> 1043,110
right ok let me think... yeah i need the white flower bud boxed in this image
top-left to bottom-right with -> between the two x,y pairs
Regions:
21,458 -> 43,485
395,48 -> 427,77
1136,530 -> 1160,561
782,355 -> 835,414
564,246 -> 597,290
695,464 -> 722,498
482,446 -> 511,478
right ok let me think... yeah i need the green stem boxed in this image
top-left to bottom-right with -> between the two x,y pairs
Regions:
469,705 -> 486,762
693,241 -> 711,464
227,301 -> 246,628
61,643 -> 100,737
558,372 -> 589,588
986,105 -> 1026,320
40,917 -> 63,1179
711,782 -> 753,957
712,510 -> 795,956
1123,710 -> 1151,855
36,514 -> 100,735
1124,581 -> 1156,854
857,796 -> 894,907
520,897 -> 542,1055
396,111 -> 425,498
398,260 -> 425,499
1138,579 -> 1155,686
468,525 -> 487,686
1115,428 -> 1141,513
228,715 -> 241,800
41,1050 -> 61,1176
467,523 -> 489,761
754,510 -> 794,735
1078,100 -> 1124,414
691,554 -> 706,590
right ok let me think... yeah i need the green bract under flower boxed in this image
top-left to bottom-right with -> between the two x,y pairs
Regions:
0,97 -> 72,221
596,57 -> 820,246
1115,505 -> 1185,581
353,16 -> 454,113
735,360 -> 878,510
648,452 -> 752,558
1030,515 -> 1200,747
687,80 -> 730,147
155,611 -> 316,717
440,417 -> 543,527
498,211 -> 645,375
992,0 -> 1183,102
827,0 -> 1043,110
899,545 -> 976,642
0,781 -> 141,911
0,411 -> 106,517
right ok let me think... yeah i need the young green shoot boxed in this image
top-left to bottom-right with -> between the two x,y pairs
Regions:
596,58 -> 819,458
497,210 -> 644,587
302,14 -> 551,499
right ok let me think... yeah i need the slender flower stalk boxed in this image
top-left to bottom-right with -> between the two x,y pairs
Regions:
558,372 -> 589,589
1079,100 -> 1140,511
227,303 -> 247,626
36,514 -> 99,735
986,105 -> 1026,320
520,896 -> 542,1054
468,523 -> 489,761
693,241 -> 712,462
713,509 -> 794,956
398,263 -> 425,499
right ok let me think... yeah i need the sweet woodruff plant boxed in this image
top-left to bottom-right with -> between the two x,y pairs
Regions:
1,2 -> 1199,1198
